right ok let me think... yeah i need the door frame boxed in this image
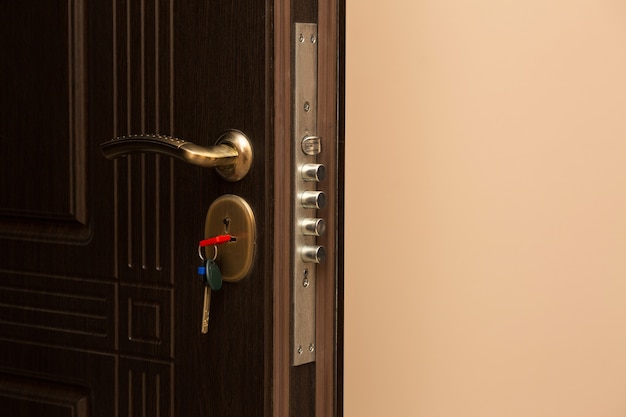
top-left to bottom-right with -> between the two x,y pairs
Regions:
273,1 -> 344,416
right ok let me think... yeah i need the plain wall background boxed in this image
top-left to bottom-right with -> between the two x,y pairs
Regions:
344,1 -> 626,416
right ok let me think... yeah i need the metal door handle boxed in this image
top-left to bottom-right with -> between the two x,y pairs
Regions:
100,129 -> 253,181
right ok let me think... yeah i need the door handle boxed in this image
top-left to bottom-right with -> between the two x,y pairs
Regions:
100,129 -> 253,181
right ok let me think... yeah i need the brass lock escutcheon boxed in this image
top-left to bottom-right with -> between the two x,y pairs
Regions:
203,195 -> 256,281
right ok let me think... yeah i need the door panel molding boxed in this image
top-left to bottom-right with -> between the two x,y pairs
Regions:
0,270 -> 115,351
0,374 -> 90,417
113,0 -> 175,280
119,357 -> 173,417
0,0 -> 87,242
0,342 -> 116,416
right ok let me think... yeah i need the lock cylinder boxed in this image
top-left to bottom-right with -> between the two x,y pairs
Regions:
301,163 -> 326,182
301,190 -> 326,209
301,245 -> 326,264
301,218 -> 326,236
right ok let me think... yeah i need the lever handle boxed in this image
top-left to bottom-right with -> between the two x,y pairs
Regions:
100,129 -> 253,182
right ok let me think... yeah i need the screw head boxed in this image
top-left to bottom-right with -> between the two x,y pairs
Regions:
310,34 -> 317,43
304,101 -> 311,112
299,34 -> 304,43
297,346 -> 303,354
309,344 -> 315,352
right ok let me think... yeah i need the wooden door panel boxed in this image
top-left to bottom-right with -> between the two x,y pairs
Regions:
0,0 -> 272,415
0,0 -> 341,415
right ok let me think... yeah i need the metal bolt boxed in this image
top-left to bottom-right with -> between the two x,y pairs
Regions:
310,34 -> 317,44
304,101 -> 310,112
297,346 -> 303,354
299,34 -> 304,43
309,344 -> 315,352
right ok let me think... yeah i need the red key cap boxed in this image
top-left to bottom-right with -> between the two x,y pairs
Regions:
199,234 -> 232,247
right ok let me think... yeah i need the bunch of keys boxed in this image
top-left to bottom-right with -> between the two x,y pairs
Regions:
197,234 -> 233,334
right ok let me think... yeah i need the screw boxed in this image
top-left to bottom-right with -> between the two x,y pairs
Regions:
297,346 -> 303,354
304,101 -> 311,112
310,34 -> 317,43
303,277 -> 309,288
309,344 -> 315,352
299,34 -> 304,43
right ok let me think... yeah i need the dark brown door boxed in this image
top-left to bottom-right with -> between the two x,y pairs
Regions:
0,1 -> 341,416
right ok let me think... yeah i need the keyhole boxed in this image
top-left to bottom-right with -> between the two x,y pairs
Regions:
223,217 -> 231,234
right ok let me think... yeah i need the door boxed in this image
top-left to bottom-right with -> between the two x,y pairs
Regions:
0,1 -> 342,416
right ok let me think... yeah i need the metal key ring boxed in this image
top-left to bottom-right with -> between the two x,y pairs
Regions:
198,244 -> 218,262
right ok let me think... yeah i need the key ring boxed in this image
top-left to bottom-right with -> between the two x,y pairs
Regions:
198,244 -> 218,262
198,234 -> 233,262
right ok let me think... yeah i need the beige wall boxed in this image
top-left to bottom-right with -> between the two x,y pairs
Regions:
344,1 -> 626,416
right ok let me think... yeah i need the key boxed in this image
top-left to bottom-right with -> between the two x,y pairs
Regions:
201,285 -> 211,334
198,264 -> 212,334
205,259 -> 223,290
197,259 -> 222,334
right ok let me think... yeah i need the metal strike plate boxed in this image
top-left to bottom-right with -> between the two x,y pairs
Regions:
292,22 -> 318,366
204,195 -> 256,282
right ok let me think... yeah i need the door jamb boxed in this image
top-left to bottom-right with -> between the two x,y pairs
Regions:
273,0 -> 292,414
